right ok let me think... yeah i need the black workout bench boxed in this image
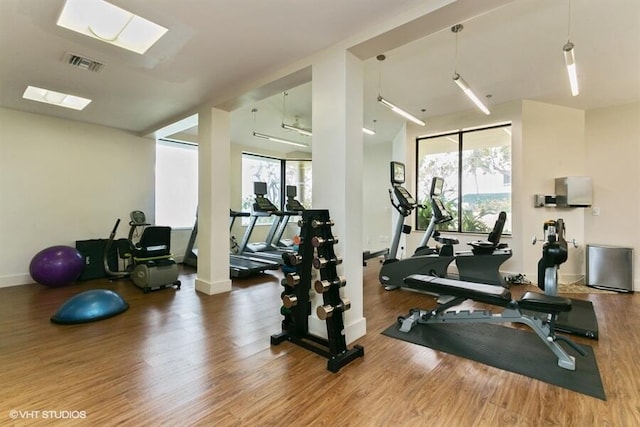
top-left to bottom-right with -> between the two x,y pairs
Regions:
398,274 -> 585,370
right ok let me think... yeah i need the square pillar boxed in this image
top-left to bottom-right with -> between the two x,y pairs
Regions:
196,107 -> 232,294
311,49 -> 366,342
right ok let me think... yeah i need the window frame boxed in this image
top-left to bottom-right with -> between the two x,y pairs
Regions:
241,152 -> 312,224
415,123 -> 512,234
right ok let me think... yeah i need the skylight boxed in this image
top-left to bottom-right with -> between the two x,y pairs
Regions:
56,0 -> 168,55
22,86 -> 92,110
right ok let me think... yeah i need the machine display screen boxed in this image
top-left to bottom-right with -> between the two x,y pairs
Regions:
254,181 -> 267,195
430,177 -> 444,196
390,161 -> 405,184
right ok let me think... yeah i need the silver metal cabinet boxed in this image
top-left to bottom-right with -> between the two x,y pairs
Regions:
586,244 -> 634,292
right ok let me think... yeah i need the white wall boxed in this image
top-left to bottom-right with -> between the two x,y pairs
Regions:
519,100 -> 586,283
584,102 -> 640,291
363,140 -> 392,252
0,107 -> 154,287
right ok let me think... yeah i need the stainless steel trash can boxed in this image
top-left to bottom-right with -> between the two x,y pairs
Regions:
586,244 -> 634,292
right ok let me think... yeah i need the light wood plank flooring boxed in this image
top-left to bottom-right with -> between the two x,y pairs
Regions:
1,262 -> 638,426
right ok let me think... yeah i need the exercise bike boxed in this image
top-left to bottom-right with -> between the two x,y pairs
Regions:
104,211 -> 181,293
379,162 -> 458,290
380,161 -> 512,290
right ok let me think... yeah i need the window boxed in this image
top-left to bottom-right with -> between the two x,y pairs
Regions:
241,153 -> 312,224
285,160 -> 313,209
416,124 -> 511,234
155,140 -> 198,228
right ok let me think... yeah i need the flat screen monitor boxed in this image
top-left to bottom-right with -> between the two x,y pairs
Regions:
430,177 -> 444,197
390,161 -> 405,185
254,181 -> 267,196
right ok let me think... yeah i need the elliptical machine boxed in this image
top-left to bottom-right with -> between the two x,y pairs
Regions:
379,162 -> 458,290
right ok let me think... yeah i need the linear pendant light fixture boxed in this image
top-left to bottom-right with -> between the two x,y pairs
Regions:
451,24 -> 491,115
563,0 -> 579,96
375,54 -> 425,126
252,108 -> 306,148
253,132 -> 306,148
377,95 -> 426,126
363,119 -> 376,135
282,122 -> 312,136
280,91 -> 380,135
280,92 -> 313,136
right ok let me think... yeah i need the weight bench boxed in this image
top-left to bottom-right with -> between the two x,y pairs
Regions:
399,274 -> 586,370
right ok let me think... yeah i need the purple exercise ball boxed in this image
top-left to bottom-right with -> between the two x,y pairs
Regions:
29,245 -> 85,287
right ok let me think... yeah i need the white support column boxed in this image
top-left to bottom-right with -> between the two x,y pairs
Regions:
311,49 -> 366,343
195,107 -> 232,295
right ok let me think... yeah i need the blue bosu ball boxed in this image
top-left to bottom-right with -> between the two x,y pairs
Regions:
50,289 -> 129,325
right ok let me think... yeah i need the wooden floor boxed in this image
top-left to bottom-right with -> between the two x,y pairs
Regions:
1,262 -> 638,426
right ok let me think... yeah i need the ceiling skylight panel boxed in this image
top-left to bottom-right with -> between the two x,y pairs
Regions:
57,0 -> 168,54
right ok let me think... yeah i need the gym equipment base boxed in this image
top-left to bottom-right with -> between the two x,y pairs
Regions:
271,330 -> 364,373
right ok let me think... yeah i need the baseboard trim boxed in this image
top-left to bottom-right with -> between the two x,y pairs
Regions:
0,273 -> 32,288
195,277 -> 232,295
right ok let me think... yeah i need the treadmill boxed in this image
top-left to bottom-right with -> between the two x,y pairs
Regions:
237,182 -> 296,265
182,209 -> 279,278
229,210 -> 280,278
271,185 -> 305,248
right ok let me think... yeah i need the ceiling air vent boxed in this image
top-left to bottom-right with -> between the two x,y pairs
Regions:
63,52 -> 104,72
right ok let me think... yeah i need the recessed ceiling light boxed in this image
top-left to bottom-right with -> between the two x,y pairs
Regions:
56,0 -> 168,55
22,86 -> 92,110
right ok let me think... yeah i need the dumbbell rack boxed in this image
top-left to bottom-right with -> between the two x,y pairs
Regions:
270,209 -> 364,373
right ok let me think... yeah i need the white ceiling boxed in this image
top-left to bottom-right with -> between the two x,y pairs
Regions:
1,0 -> 639,153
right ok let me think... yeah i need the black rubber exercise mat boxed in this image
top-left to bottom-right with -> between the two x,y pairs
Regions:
382,321 -> 606,400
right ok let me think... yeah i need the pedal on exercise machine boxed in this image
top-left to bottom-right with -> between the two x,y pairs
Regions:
534,219 -> 599,339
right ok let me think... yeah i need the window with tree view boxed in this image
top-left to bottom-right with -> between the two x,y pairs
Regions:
416,124 -> 511,234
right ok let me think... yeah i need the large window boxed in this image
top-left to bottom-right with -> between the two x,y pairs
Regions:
155,140 -> 199,228
416,124 -> 511,234
241,153 -> 312,224
285,160 -> 312,209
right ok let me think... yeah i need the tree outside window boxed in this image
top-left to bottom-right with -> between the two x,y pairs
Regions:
416,124 -> 512,234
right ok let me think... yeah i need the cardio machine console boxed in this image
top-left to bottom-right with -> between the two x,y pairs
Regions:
253,181 -> 279,212
393,185 -> 416,208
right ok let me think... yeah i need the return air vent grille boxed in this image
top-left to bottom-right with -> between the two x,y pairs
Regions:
64,52 -> 104,72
